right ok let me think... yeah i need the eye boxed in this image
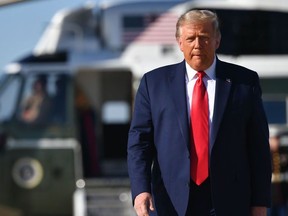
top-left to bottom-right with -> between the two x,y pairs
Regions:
200,36 -> 210,41
186,37 -> 195,42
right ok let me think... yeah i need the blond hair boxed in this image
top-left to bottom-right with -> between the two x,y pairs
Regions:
175,9 -> 220,39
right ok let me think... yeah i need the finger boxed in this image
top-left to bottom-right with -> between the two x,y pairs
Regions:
141,203 -> 150,216
149,198 -> 155,211
135,203 -> 149,216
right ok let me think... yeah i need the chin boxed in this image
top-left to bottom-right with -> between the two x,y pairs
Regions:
191,61 -> 205,71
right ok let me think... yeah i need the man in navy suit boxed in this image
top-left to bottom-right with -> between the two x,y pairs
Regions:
127,9 -> 271,216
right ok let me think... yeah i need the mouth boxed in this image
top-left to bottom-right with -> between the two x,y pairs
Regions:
193,55 -> 203,58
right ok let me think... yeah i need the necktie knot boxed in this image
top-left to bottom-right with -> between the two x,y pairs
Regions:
197,71 -> 206,79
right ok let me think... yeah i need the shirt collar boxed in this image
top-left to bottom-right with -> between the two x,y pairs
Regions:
185,57 -> 217,81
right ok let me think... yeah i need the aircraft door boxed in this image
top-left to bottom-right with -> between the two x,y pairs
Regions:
75,68 -> 132,177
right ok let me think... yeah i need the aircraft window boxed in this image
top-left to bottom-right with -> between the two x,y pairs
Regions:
19,75 -> 53,124
199,8 -> 288,55
18,74 -> 68,124
123,15 -> 145,28
52,74 -> 68,123
260,78 -> 288,94
123,14 -> 158,28
122,14 -> 158,44
0,75 -> 21,122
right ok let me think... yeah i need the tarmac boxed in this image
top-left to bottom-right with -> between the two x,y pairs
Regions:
85,178 -> 136,216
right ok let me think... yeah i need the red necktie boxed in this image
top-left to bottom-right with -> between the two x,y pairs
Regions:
190,71 -> 209,185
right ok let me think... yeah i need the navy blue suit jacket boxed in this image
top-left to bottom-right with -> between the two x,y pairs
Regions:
127,59 -> 271,216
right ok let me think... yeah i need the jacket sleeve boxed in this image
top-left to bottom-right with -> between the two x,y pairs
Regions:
127,74 -> 155,202
248,73 -> 272,207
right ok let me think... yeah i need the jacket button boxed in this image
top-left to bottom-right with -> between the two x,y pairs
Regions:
186,182 -> 190,188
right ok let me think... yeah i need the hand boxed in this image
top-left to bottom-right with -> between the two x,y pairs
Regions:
250,206 -> 267,216
134,192 -> 155,216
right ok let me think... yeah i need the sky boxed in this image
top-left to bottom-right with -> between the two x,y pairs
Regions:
0,0 -> 97,71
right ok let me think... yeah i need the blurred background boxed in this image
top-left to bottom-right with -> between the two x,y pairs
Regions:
0,0 -> 288,215
0,0 -> 90,71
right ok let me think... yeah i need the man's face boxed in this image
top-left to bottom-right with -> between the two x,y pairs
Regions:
177,21 -> 221,71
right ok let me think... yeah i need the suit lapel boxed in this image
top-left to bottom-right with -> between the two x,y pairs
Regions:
210,59 -> 232,153
168,61 -> 190,149
167,60 -> 232,153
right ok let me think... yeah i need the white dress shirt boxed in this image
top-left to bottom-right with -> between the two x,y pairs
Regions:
185,57 -> 216,137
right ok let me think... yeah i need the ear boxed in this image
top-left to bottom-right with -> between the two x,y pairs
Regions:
177,37 -> 184,52
215,34 -> 221,49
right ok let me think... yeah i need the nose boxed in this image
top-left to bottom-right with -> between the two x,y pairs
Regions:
194,37 -> 201,49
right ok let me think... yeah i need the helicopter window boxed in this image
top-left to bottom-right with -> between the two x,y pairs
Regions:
52,74 -> 68,123
0,75 -> 21,122
122,14 -> 158,44
261,78 -> 288,125
18,74 -> 68,124
19,75 -> 53,124
200,8 -> 288,55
